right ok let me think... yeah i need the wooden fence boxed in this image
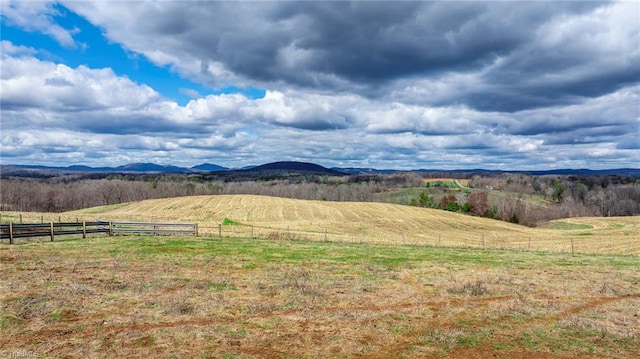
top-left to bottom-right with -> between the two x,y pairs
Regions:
1,218 -> 636,255
110,221 -> 198,236
0,221 -> 197,244
0,221 -> 110,244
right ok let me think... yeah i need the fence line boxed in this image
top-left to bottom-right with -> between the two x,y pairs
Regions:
110,221 -> 198,236
197,223 -> 638,256
0,221 -> 110,244
0,221 -> 198,243
1,217 -> 637,255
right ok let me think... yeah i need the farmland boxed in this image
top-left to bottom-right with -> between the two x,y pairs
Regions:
1,194 -> 639,358
60,194 -> 640,255
1,235 -> 639,358
421,178 -> 469,188
2,194 -> 639,254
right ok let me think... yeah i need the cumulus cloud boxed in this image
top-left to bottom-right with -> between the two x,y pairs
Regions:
1,1 -> 639,169
179,88 -> 201,99
0,51 -> 160,113
2,43 -> 639,169
63,2 -> 637,105
1,40 -> 37,57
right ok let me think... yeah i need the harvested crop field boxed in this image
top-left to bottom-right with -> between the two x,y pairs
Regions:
57,194 -> 640,255
421,178 -> 470,186
1,236 -> 638,358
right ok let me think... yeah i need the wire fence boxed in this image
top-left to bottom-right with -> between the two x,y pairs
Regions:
198,223 -> 639,256
1,212 -> 637,255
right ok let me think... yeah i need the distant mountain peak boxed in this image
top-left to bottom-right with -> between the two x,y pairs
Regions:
2,162 -> 639,178
243,161 -> 344,175
114,163 -> 188,173
191,163 -> 229,172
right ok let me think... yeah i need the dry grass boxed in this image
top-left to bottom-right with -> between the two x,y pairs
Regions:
0,236 -> 638,358
3,194 -> 639,254
422,178 -> 470,185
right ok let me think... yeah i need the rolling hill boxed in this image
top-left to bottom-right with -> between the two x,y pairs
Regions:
3,162 -> 639,177
65,194 -> 640,254
239,161 -> 344,175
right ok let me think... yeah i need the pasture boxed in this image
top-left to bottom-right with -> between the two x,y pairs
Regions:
1,195 -> 639,357
421,178 -> 469,188
1,236 -> 638,358
52,194 -> 640,255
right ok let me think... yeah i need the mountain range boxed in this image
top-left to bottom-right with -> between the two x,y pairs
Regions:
1,161 -> 639,177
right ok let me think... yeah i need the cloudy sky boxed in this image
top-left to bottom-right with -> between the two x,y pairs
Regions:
1,1 -> 638,170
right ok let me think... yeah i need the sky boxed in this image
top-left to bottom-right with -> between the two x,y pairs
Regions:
1,1 -> 639,170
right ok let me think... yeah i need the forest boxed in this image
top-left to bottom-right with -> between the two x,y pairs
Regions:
1,171 -> 639,227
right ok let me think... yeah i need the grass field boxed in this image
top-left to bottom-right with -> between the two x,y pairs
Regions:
421,178 -> 470,188
1,236 -> 638,358
2,194 -> 639,254
72,194 -> 640,255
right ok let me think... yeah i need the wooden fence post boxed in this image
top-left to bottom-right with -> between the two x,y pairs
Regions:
20,214 -> 22,224
82,221 -> 86,239
571,238 -> 575,255
50,221 -> 54,242
109,221 -> 113,236
9,221 -> 14,244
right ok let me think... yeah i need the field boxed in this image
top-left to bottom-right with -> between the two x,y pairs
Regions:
2,194 -> 639,254
1,236 -> 639,358
1,195 -> 639,357
421,178 -> 469,188
46,194 -> 640,255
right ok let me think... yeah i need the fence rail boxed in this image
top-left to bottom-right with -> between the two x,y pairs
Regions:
111,221 -> 197,236
0,221 -> 110,243
1,217 -> 637,255
0,221 -> 198,243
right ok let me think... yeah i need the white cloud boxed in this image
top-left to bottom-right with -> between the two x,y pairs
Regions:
0,40 -> 37,57
2,45 -> 638,169
1,0 -> 78,48
179,88 -> 201,99
1,51 -> 160,113
2,0 -> 639,171
365,103 -> 482,135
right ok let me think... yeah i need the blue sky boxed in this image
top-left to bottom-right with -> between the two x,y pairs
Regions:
1,1 -> 638,170
1,3 -> 265,106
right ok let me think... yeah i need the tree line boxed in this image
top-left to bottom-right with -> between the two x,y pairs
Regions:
0,173 -> 419,213
408,174 -> 640,226
0,172 -> 638,227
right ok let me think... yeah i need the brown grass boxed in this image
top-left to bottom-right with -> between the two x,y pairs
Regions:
422,177 -> 470,185
0,237 -> 638,358
3,194 -> 639,254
